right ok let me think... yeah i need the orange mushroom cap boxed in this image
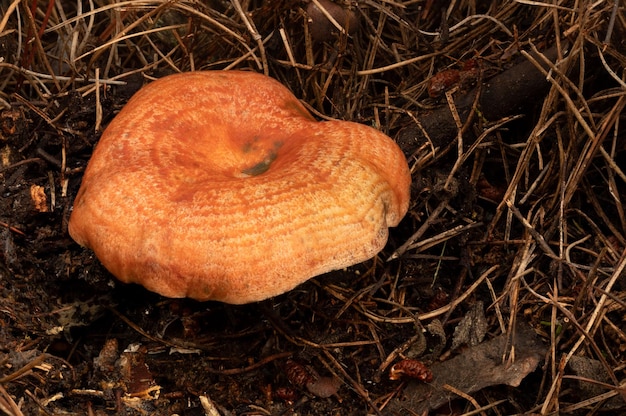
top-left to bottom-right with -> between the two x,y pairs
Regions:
68,71 -> 411,304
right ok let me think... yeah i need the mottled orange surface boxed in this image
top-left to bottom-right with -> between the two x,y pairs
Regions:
68,71 -> 411,304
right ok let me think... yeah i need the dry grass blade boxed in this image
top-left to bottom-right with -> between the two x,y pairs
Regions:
0,384 -> 25,416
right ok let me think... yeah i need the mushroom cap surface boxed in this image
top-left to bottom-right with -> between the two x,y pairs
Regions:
68,71 -> 411,304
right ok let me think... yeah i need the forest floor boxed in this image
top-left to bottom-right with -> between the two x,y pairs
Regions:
1,0 -> 625,414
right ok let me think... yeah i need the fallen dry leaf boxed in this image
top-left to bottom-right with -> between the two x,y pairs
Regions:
387,324 -> 546,413
451,301 -> 488,351
566,355 -> 625,410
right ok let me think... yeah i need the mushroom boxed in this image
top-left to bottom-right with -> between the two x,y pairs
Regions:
306,0 -> 359,43
68,71 -> 411,304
